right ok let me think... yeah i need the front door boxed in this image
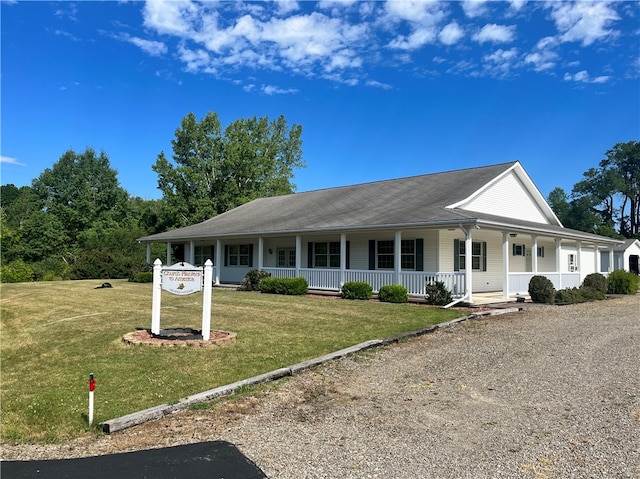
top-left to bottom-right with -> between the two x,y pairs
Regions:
630,255 -> 639,275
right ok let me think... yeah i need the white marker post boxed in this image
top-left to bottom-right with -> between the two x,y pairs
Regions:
88,373 -> 96,426
201,260 -> 213,340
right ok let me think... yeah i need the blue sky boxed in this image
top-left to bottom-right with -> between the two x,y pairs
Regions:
2,1 -> 638,201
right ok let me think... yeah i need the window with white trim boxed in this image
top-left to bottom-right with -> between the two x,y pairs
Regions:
194,245 -> 214,266
314,242 -> 340,268
377,240 -> 394,269
401,240 -> 416,269
455,240 -> 487,271
228,244 -> 250,266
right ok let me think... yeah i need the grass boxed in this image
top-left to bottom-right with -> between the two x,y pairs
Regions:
0,279 -> 464,443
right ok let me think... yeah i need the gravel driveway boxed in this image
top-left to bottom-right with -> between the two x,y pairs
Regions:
3,295 -> 639,478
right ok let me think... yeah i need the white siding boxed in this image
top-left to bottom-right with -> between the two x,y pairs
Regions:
457,171 -> 550,224
438,229 -> 503,293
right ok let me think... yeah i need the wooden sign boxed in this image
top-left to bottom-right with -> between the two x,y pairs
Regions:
162,262 -> 202,296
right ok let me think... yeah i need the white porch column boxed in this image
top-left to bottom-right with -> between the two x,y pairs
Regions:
258,237 -> 264,270
464,227 -> 473,304
394,231 -> 402,285
577,241 -> 582,281
146,244 -> 151,264
215,239 -> 222,285
608,247 -> 614,272
502,232 -> 510,298
340,233 -> 347,288
531,235 -> 538,274
594,244 -> 600,273
189,241 -> 195,265
555,238 -> 562,290
166,242 -> 172,265
295,235 -> 302,277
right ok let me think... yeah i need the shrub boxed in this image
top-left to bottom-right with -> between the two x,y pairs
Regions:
528,275 -> 555,304
582,273 -> 607,293
131,272 -> 154,283
424,281 -> 453,306
70,250 -> 132,279
238,269 -> 271,291
607,270 -> 640,295
32,257 -> 71,281
340,281 -> 373,300
554,288 -> 584,304
378,284 -> 409,303
579,286 -> 606,302
260,277 -> 308,295
0,260 -> 35,283
555,286 -> 607,304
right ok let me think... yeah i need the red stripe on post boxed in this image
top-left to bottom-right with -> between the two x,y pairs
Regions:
89,373 -> 95,392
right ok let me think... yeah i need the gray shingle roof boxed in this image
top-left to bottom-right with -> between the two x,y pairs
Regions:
139,162 -> 519,241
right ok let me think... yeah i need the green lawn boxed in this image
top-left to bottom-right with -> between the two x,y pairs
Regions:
0,280 -> 463,443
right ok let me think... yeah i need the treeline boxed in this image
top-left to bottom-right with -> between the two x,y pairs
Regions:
547,140 -> 640,239
0,112 -> 305,282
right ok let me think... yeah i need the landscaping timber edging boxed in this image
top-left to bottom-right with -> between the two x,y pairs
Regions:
101,307 -> 521,434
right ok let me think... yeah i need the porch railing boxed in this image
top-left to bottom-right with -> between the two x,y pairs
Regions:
262,268 -> 466,297
508,272 -> 581,294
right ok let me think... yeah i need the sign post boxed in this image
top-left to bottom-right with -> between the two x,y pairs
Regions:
88,373 -> 95,426
150,260 -> 212,339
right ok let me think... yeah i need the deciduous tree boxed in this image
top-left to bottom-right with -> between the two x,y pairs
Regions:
153,112 -> 305,228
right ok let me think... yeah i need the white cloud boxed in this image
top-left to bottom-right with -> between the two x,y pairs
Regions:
366,79 -> 392,89
508,0 -> 527,12
524,37 -> 559,72
439,22 -> 464,46
388,27 -> 437,50
483,47 -> 519,76
384,0 -> 448,25
274,1 -> 299,16
564,70 -> 611,84
262,84 -> 299,95
178,44 -> 212,73
129,0 -> 629,89
143,0 -> 199,37
548,1 -> 620,46
473,24 -> 515,44
127,36 -> 167,56
0,155 -> 26,166
461,0 -> 489,19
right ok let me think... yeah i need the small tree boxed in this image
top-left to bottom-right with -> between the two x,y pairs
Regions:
424,281 -> 453,306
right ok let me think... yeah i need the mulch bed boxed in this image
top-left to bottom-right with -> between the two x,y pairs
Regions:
122,328 -> 237,348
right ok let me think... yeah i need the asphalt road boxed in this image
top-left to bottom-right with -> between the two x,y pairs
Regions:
2,441 -> 266,479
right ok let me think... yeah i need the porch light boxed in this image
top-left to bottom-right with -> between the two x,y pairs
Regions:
509,233 -> 518,238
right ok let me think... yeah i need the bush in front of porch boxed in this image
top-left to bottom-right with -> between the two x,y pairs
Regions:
340,281 -> 373,300
260,276 -> 308,295
378,284 -> 409,303
528,275 -> 555,304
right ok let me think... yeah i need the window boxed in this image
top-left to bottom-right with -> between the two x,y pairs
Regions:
314,242 -> 340,268
401,240 -> 416,269
537,246 -> 545,258
512,244 -> 526,256
455,240 -> 487,271
277,248 -> 296,268
228,244 -> 250,266
194,245 -> 214,266
377,240 -> 394,269
568,254 -> 577,272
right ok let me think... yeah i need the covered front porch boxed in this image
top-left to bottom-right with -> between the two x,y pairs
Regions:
145,223 -> 620,304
